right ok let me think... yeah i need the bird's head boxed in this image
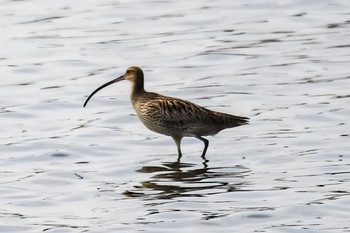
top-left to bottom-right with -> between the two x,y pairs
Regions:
83,66 -> 144,107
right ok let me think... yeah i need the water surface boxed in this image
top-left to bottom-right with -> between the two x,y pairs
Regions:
1,0 -> 349,232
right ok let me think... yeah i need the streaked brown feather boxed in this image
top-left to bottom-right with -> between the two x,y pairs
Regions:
132,91 -> 248,137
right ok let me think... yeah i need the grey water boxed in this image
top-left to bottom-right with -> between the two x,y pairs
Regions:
1,0 -> 349,232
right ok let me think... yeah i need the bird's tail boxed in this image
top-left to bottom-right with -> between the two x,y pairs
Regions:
213,111 -> 249,127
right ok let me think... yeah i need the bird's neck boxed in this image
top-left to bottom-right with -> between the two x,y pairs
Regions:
130,80 -> 145,102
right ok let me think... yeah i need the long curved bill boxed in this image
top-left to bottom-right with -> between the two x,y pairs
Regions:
83,75 -> 125,107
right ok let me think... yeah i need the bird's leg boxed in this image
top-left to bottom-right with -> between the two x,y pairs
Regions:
195,136 -> 209,159
177,148 -> 182,162
171,136 -> 183,161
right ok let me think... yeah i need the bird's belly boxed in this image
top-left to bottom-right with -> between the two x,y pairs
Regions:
137,114 -> 221,137
137,115 -> 177,136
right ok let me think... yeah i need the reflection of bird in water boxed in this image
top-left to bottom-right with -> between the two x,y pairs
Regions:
123,162 -> 250,199
84,66 -> 249,160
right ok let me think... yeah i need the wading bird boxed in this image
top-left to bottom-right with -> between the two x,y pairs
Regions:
84,66 -> 248,160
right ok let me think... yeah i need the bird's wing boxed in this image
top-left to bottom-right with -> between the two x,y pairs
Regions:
153,96 -> 213,125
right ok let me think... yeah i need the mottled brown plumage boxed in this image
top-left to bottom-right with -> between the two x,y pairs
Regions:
84,66 -> 248,160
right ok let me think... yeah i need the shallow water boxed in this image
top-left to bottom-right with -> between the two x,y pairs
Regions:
1,0 -> 349,232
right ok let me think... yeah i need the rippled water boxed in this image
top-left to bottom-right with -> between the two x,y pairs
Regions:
1,0 -> 349,232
